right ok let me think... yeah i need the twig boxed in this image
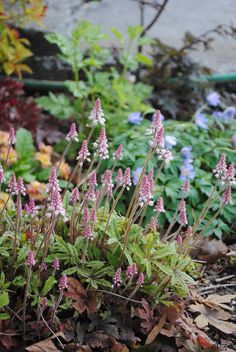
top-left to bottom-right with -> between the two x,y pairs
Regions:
215,275 -> 235,283
198,283 -> 236,292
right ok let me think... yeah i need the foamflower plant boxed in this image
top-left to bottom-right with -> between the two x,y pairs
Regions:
0,101 -> 234,344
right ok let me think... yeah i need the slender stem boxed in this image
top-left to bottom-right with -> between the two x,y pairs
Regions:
22,266 -> 32,336
56,140 -> 72,173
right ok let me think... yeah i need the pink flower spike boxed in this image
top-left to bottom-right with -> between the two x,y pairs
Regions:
28,198 -> 37,216
89,172 -> 97,187
89,98 -> 105,126
17,177 -> 26,196
101,170 -> 113,196
77,140 -> 90,165
53,257 -> 60,271
48,189 -> 65,217
137,273 -> 144,286
59,275 -> 68,290
183,180 -> 190,194
186,226 -> 192,237
41,263 -> 48,271
82,207 -> 90,224
112,268 -> 122,288
139,175 -> 153,207
9,127 -> 16,145
176,235 -> 183,243
147,170 -> 154,193
71,188 -> 79,205
83,224 -> 93,240
66,123 -> 78,142
179,200 -> 188,225
26,250 -> 36,267
113,144 -> 123,161
222,186 -> 232,205
7,173 -> 17,194
126,263 -> 138,279
87,184 -> 97,202
157,148 -> 173,163
155,197 -> 165,213
213,153 -> 227,180
93,128 -> 109,160
0,163 -> 5,183
90,208 -> 97,222
47,166 -> 61,193
149,216 -> 157,230
224,163 -> 235,184
123,168 -> 132,190
116,168 -> 124,186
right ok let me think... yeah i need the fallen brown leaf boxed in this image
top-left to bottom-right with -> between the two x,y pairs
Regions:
190,303 -> 236,334
145,314 -> 167,345
193,238 -> 228,263
65,277 -> 97,315
25,332 -> 65,351
204,294 -> 236,311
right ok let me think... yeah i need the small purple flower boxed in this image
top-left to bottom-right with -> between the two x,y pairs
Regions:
165,135 -> 177,149
232,133 -> 236,147
213,111 -> 223,120
206,92 -> 220,107
132,167 -> 143,186
195,112 -> 208,130
222,107 -> 236,120
181,146 -> 192,159
179,162 -> 195,181
127,112 -> 143,125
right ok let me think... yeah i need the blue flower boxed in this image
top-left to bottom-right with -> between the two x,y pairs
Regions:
132,167 -> 143,185
165,135 -> 177,149
232,133 -> 236,147
213,111 -> 223,120
195,112 -> 208,130
181,146 -> 192,159
179,162 -> 195,180
127,112 -> 143,125
222,107 -> 236,120
206,92 -> 220,107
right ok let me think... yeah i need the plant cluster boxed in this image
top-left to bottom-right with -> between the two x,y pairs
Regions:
109,93 -> 236,238
0,100 -> 234,349
0,0 -> 46,77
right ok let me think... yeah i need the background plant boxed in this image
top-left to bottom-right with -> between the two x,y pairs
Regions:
0,0 -> 46,77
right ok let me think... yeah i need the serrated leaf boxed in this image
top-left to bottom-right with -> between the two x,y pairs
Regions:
15,128 -> 35,160
41,276 -> 56,296
0,292 -> 9,308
